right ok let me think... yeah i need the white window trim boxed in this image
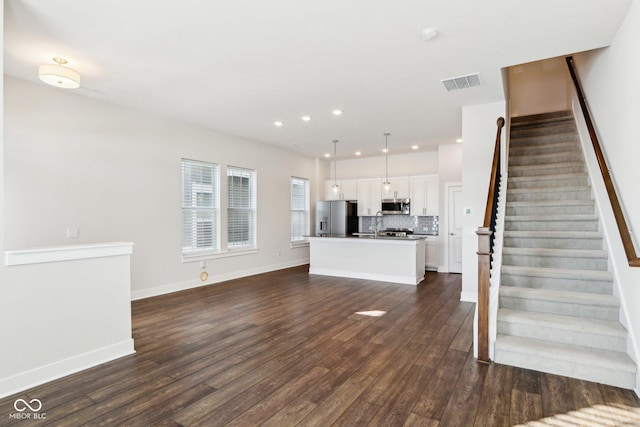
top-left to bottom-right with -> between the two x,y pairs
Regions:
181,159 -> 220,256
290,176 -> 310,244
226,166 -> 257,250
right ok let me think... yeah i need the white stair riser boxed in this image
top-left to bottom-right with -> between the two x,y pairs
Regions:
509,164 -> 585,177
511,112 -> 573,124
504,237 -> 603,250
510,153 -> 584,166
511,136 -> 580,148
505,220 -> 598,232
502,254 -> 608,271
499,296 -> 619,320
511,124 -> 577,138
508,176 -> 589,189
506,190 -> 592,202
501,274 -> 613,294
497,321 -> 627,352
505,204 -> 594,216
494,348 -> 636,389
510,143 -> 580,156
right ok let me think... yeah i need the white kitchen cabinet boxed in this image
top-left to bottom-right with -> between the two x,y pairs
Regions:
424,236 -> 438,271
425,175 -> 439,215
357,178 -> 382,216
325,179 -> 357,201
382,176 -> 409,199
341,179 -> 357,200
410,175 -> 439,216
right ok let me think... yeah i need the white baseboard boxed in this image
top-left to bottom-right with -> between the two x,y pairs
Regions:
0,339 -> 135,400
460,291 -> 477,303
309,267 -> 421,286
131,258 -> 309,300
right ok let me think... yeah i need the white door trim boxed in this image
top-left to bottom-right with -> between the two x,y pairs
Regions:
443,182 -> 462,273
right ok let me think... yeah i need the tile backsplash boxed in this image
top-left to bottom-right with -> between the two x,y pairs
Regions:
360,215 -> 439,235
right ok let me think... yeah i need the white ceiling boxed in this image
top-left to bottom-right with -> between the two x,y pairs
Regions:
3,0 -> 632,159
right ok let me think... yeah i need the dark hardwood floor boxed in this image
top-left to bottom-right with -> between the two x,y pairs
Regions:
1,265 -> 639,426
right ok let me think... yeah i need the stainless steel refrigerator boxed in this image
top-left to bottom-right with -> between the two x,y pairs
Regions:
316,200 -> 358,236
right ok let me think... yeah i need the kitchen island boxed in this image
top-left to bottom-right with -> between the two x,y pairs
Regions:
308,235 -> 426,285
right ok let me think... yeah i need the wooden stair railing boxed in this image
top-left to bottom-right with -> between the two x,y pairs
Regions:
566,56 -> 640,268
477,117 -> 505,364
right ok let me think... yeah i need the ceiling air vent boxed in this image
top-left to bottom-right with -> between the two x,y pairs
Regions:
441,73 -> 481,91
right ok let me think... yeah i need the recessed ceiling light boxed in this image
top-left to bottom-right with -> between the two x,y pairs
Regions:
456,138 -> 463,143
302,115 -> 312,122
382,148 -> 389,153
332,109 -> 343,116
355,151 -> 361,156
411,145 -> 419,150
324,153 -> 331,158
274,121 -> 284,127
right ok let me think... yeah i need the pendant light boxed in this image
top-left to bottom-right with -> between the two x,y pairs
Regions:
383,133 -> 391,193
332,140 -> 340,193
39,57 -> 80,89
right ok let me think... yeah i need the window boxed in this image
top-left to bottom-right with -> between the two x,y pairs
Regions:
291,177 -> 310,243
182,159 -> 219,255
227,166 -> 257,249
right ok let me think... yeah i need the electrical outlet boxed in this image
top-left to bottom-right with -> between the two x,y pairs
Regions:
66,227 -> 79,239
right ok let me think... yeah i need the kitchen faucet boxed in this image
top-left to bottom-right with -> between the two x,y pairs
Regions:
374,211 -> 384,237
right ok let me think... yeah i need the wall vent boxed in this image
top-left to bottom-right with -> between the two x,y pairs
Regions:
441,73 -> 481,91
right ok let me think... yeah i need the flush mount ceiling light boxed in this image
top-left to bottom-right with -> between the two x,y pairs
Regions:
456,138 -> 463,143
39,57 -> 80,89
332,109 -> 343,116
301,115 -> 312,122
411,145 -> 419,150
274,121 -> 284,127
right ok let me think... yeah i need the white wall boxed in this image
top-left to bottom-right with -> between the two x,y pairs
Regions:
0,0 -> 5,298
331,151 -> 439,180
509,56 -> 571,117
573,0 -> 640,394
461,101 -> 507,302
3,76 -> 318,297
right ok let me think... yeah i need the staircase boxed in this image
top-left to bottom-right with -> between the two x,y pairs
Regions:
493,110 -> 637,389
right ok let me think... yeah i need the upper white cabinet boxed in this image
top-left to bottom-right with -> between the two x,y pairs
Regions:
410,175 -> 439,216
325,179 -> 357,201
357,178 -> 382,216
382,176 -> 409,199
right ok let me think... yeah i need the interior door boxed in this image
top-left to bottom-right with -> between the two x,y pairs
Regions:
448,185 -> 463,273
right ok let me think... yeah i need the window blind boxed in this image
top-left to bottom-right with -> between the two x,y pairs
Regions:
227,166 -> 256,249
291,177 -> 309,242
182,159 -> 219,254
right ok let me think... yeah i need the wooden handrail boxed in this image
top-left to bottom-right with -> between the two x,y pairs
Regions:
566,56 -> 640,267
476,116 -> 505,364
483,117 -> 506,227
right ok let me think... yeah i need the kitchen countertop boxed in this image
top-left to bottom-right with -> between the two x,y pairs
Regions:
308,234 -> 427,241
